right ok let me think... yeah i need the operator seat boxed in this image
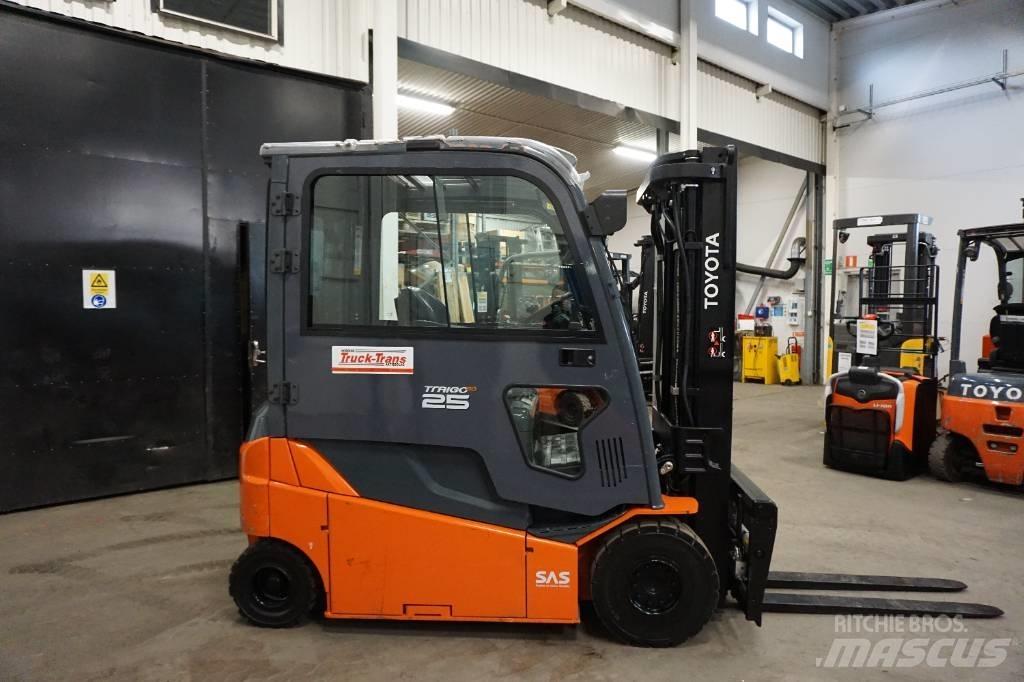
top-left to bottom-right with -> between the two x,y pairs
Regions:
395,287 -> 448,326
989,303 -> 1024,370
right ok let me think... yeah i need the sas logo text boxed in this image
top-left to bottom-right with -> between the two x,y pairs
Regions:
535,570 -> 572,588
421,385 -> 477,410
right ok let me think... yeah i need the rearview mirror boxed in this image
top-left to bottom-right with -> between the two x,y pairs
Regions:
585,190 -> 627,237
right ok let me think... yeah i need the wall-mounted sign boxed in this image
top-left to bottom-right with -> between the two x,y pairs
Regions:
82,269 -> 116,309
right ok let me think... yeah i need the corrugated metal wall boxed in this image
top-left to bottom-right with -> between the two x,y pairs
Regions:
8,0 -> 370,82
397,1 -> 822,164
698,60 -> 823,164
12,0 -> 823,167
397,0 -> 678,121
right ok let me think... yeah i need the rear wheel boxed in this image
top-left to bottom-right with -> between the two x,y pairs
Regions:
229,540 -> 320,628
590,518 -> 719,647
928,432 -> 973,483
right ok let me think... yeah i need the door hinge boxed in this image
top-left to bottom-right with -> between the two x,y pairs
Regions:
270,191 -> 300,216
270,249 -> 300,274
269,382 -> 299,405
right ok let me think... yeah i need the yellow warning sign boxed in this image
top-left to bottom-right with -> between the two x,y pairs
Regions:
82,269 -> 117,309
90,273 -> 109,291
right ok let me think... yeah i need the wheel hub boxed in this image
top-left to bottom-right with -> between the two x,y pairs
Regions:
628,558 -> 682,615
252,566 -> 291,608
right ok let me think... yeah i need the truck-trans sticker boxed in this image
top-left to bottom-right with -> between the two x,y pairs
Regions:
703,232 -> 721,309
331,346 -> 413,375
421,385 -> 476,410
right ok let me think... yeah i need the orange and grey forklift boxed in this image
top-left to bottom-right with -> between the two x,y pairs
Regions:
823,215 -> 941,480
230,138 -> 999,647
930,216 -> 1024,485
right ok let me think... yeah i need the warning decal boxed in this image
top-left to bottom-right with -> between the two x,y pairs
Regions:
82,269 -> 117,309
331,346 -> 414,375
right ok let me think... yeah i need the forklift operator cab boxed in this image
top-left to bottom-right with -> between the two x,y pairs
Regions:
229,137 -> 773,648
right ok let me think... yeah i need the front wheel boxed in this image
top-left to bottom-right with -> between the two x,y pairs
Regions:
229,540 -> 321,628
589,518 -> 719,647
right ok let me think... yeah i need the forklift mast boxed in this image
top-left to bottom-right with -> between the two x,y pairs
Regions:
949,220 -> 1024,372
829,214 -> 940,376
637,148 -> 747,593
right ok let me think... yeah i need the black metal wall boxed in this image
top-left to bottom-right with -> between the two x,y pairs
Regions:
0,7 -> 367,511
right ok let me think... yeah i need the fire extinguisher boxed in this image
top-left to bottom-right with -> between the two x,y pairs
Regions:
786,337 -> 801,357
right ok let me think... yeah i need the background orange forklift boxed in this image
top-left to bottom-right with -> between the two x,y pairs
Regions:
230,138 -> 999,647
930,217 -> 1024,485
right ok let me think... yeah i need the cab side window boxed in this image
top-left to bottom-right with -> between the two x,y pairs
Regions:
308,173 -> 595,334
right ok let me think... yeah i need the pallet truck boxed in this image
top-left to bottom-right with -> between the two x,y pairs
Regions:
931,215 -> 1024,485
230,138 -> 1000,647
823,215 -> 941,480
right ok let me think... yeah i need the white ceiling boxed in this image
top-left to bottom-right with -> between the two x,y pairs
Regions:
397,58 -> 659,200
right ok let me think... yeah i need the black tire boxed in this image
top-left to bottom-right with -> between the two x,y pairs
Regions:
229,540 -> 320,628
928,432 -> 971,483
590,518 -> 719,647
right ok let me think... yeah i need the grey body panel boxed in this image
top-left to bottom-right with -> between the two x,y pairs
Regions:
307,439 -> 530,528
266,146 -> 658,519
949,372 -> 1024,402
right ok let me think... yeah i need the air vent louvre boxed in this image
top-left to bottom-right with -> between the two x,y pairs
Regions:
596,437 -> 627,487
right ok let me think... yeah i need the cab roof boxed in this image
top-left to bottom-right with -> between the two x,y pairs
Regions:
960,223 -> 1024,262
259,135 -> 588,198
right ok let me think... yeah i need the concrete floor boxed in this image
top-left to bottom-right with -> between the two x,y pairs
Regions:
1,383 -> 1021,681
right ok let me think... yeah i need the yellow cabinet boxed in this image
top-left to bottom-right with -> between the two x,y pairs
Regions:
741,336 -> 779,384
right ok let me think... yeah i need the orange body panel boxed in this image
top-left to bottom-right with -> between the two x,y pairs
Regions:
828,373 -> 931,452
268,482 -> 331,594
525,535 -> 579,621
574,495 -> 699,546
240,438 -> 698,625
288,441 -> 358,495
327,495 -> 527,619
942,395 -> 1024,485
269,438 -> 300,486
239,438 -> 270,538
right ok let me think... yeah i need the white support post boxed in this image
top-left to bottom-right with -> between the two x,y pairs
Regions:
677,0 -> 698,150
822,26 -> 842,381
372,0 -> 398,140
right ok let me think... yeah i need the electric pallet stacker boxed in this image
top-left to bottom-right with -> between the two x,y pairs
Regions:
230,138 -> 1000,647
930,217 -> 1024,485
823,214 -> 941,480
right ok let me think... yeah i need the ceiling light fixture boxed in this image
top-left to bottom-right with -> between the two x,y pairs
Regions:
397,93 -> 455,116
613,145 -> 657,162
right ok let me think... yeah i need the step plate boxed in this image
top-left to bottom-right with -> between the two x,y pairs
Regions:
763,592 -> 1003,619
767,571 -> 967,592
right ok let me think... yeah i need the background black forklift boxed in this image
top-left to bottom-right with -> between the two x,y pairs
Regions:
233,139 -> 1000,647
823,214 -> 941,480
931,212 -> 1024,485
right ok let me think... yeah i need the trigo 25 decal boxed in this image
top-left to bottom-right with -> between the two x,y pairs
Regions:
331,346 -> 413,375
421,385 -> 477,410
